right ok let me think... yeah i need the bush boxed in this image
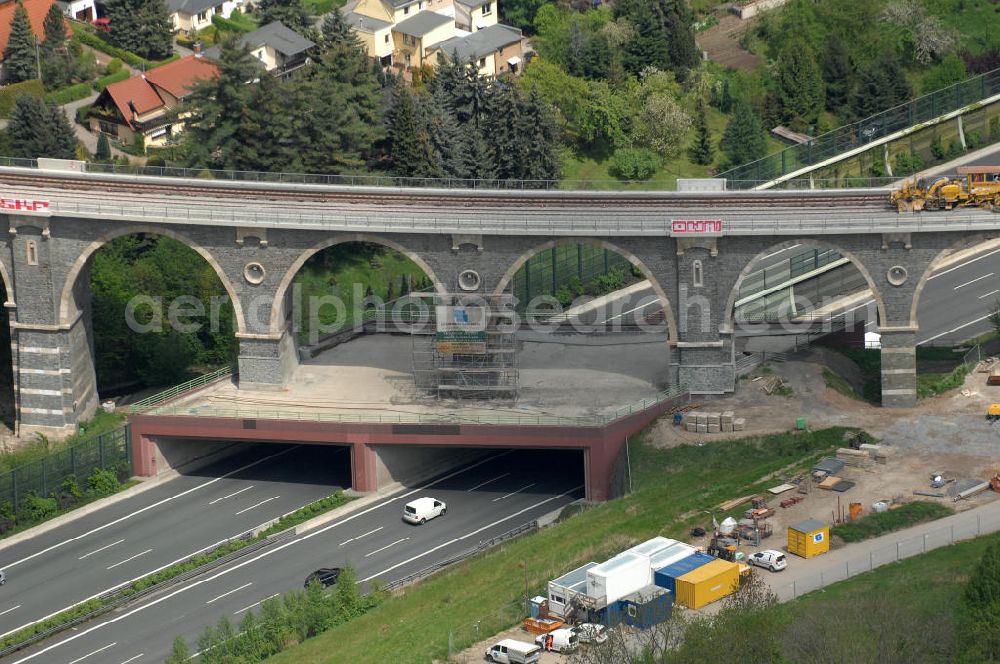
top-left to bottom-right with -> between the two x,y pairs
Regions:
20,494 -> 58,523
991,116 -> 1000,140
71,26 -> 179,70
87,467 -> 120,497
609,148 -> 661,180
894,150 -> 924,176
966,130 -> 982,150
0,79 -> 44,118
832,501 -> 953,543
105,58 -> 123,74
93,70 -> 130,92
44,82 -> 92,105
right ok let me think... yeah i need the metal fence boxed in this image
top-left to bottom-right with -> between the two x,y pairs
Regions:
0,426 -> 130,514
719,68 -> 1000,187
513,245 -> 632,307
771,506 -> 1000,602
737,248 -> 846,301
736,263 -> 869,323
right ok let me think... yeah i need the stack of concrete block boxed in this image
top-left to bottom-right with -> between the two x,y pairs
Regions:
836,447 -> 873,467
721,411 -> 734,432
859,443 -> 891,464
707,412 -> 721,433
734,417 -> 746,431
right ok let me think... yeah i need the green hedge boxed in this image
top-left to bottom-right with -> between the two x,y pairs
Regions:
833,501 -> 954,543
71,24 -> 179,70
0,79 -> 44,118
93,70 -> 130,92
44,82 -> 92,105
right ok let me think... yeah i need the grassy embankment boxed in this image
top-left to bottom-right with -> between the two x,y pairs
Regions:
268,426 -> 853,663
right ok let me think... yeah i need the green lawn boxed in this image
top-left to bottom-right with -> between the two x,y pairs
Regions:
821,368 -> 863,400
266,427 -> 851,663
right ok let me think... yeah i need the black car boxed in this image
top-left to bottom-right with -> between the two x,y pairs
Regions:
303,567 -> 342,589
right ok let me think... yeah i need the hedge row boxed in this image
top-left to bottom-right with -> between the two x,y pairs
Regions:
44,82 -> 92,105
71,24 -> 179,70
93,69 -> 130,92
0,79 -> 44,117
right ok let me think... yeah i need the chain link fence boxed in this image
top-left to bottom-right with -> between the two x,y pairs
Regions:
0,426 -> 130,516
720,68 -> 1000,187
771,507 -> 1000,602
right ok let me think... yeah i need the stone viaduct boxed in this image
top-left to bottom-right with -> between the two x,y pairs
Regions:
1,165 -> 999,441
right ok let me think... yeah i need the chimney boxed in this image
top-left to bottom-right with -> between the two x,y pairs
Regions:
127,100 -> 138,117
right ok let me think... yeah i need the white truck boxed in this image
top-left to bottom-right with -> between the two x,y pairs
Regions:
485,639 -> 541,664
535,627 -> 579,653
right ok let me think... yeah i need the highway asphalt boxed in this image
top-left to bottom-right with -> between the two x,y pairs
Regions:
10,449 -> 584,664
0,444 -> 350,641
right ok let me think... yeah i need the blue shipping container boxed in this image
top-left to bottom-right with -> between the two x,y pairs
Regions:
653,552 -> 715,593
604,587 -> 673,629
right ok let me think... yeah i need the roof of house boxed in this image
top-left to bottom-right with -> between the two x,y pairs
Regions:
165,0 -> 218,17
341,9 -> 391,33
144,54 -> 218,99
101,55 -> 217,128
454,0 -> 491,7
392,10 -> 452,37
0,0 -> 69,60
204,21 -> 314,59
431,23 -> 521,63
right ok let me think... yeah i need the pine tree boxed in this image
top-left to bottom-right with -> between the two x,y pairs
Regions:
518,88 -> 559,183
236,72 -> 296,172
822,35 -> 853,114
616,0 -> 699,77
41,3 -> 65,57
319,9 -> 360,50
385,84 -> 436,178
183,34 -> 257,169
719,101 -> 767,169
8,96 -> 76,159
4,2 -> 39,84
966,542 -> 1000,611
688,100 -> 714,166
96,132 -> 111,161
256,0 -> 312,37
775,38 -> 824,130
417,92 -> 463,179
720,78 -> 733,113
104,0 -> 172,60
459,123 -> 497,182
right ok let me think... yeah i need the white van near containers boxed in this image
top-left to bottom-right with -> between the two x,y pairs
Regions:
535,627 -> 579,653
402,497 -> 446,524
485,639 -> 541,664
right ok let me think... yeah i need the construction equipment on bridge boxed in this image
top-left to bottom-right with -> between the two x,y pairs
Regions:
891,166 -> 1000,212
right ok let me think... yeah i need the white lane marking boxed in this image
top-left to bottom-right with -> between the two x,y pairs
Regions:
206,582 -> 253,604
929,248 -> 1000,280
365,538 -> 409,558
0,605 -> 20,616
759,244 -> 801,262
235,496 -> 279,516
918,313 -> 994,345
361,485 -> 583,583
978,289 -> 1000,300
118,654 -> 143,664
106,549 -> 152,570
209,486 -> 254,505
953,273 -> 994,290
6,453 -> 515,664
340,526 -> 383,546
467,473 -> 510,492
865,320 -> 876,329
67,643 -> 116,664
234,593 -> 279,615
601,298 -> 659,324
79,539 -> 125,560
492,483 -> 536,502
4,446 -> 299,570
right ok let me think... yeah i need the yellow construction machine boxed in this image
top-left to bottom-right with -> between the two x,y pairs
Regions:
891,166 -> 1000,212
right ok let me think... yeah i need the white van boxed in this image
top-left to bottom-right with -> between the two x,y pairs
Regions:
402,497 -> 446,524
485,639 -> 540,664
535,627 -> 579,653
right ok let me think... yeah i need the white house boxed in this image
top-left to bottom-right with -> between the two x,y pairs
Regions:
166,0 -> 244,33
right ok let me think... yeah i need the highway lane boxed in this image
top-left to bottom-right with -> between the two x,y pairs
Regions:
0,444 -> 349,639
11,449 -> 585,664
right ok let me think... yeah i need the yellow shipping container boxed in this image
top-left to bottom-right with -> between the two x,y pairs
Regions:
788,518 -> 830,559
674,559 -> 740,609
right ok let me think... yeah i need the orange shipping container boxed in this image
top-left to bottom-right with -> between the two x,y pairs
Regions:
674,559 -> 740,609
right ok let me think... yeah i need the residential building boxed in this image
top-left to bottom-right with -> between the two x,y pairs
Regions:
167,0 -> 244,33
0,0 -> 69,65
55,0 -> 95,22
453,0 -> 496,32
342,0 -> 519,77
204,21 -> 314,77
429,23 -> 522,77
88,54 -> 218,150
391,10 -> 452,69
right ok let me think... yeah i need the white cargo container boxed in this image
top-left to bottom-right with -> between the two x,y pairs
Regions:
649,542 -> 697,572
547,562 -> 598,618
626,537 -> 677,559
586,552 -> 651,608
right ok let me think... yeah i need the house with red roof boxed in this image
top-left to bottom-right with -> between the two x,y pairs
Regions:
0,0 -> 70,61
88,54 -> 218,150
